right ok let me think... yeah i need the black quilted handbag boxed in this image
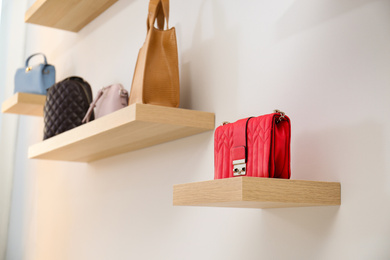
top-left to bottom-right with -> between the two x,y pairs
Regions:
43,76 -> 94,140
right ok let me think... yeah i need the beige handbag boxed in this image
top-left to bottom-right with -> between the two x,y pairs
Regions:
129,0 -> 180,107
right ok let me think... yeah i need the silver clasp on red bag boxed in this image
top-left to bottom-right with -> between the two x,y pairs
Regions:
274,109 -> 286,123
233,159 -> 246,176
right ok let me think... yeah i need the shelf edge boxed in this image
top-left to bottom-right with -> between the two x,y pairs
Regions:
173,177 -> 341,209
28,104 -> 215,162
2,92 -> 46,117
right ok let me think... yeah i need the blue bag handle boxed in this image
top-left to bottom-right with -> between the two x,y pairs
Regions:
25,53 -> 48,67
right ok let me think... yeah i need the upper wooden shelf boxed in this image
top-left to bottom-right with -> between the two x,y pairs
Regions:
173,177 -> 341,209
25,0 -> 118,32
28,103 -> 215,162
2,92 -> 45,117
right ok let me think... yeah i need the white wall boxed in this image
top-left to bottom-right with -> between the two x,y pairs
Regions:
4,0 -> 390,259
0,0 -> 28,259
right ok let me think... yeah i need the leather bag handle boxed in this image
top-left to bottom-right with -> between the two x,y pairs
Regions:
147,0 -> 169,31
25,53 -> 47,67
160,0 -> 169,27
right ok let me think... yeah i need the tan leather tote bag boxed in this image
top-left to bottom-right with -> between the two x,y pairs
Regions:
129,0 -> 180,107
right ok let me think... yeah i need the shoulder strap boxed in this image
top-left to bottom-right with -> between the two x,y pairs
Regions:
82,89 -> 104,123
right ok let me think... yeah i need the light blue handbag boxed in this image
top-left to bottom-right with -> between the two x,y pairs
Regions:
14,53 -> 55,95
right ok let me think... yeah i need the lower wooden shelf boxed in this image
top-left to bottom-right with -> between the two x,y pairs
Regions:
173,177 -> 341,209
2,92 -> 45,117
28,103 -> 215,162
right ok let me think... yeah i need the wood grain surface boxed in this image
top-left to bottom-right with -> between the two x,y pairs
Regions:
2,92 -> 46,117
173,177 -> 341,209
28,103 -> 215,162
25,0 -> 118,32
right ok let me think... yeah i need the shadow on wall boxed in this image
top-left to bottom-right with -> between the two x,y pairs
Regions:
257,121 -> 390,257
86,129 -> 214,183
30,0 -> 138,79
179,0 -> 239,114
260,206 -> 340,258
275,0 -> 375,41
293,121 -> 387,183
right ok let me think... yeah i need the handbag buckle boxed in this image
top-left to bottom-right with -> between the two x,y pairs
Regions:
273,109 -> 286,123
119,89 -> 128,97
233,159 -> 246,176
25,66 -> 32,72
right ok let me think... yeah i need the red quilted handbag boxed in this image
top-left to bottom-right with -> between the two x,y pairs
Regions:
214,110 -> 291,179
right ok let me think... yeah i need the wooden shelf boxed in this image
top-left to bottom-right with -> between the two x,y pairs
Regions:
173,177 -> 341,209
25,0 -> 118,32
2,93 -> 45,117
28,103 -> 215,162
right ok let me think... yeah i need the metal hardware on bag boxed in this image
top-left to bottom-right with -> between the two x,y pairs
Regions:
25,67 -> 32,72
43,69 -> 50,74
222,121 -> 230,126
119,89 -> 128,97
233,159 -> 246,176
273,109 -> 286,123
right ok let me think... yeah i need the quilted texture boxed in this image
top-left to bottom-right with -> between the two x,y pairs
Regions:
214,113 -> 291,179
43,77 -> 94,140
214,123 -> 234,179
